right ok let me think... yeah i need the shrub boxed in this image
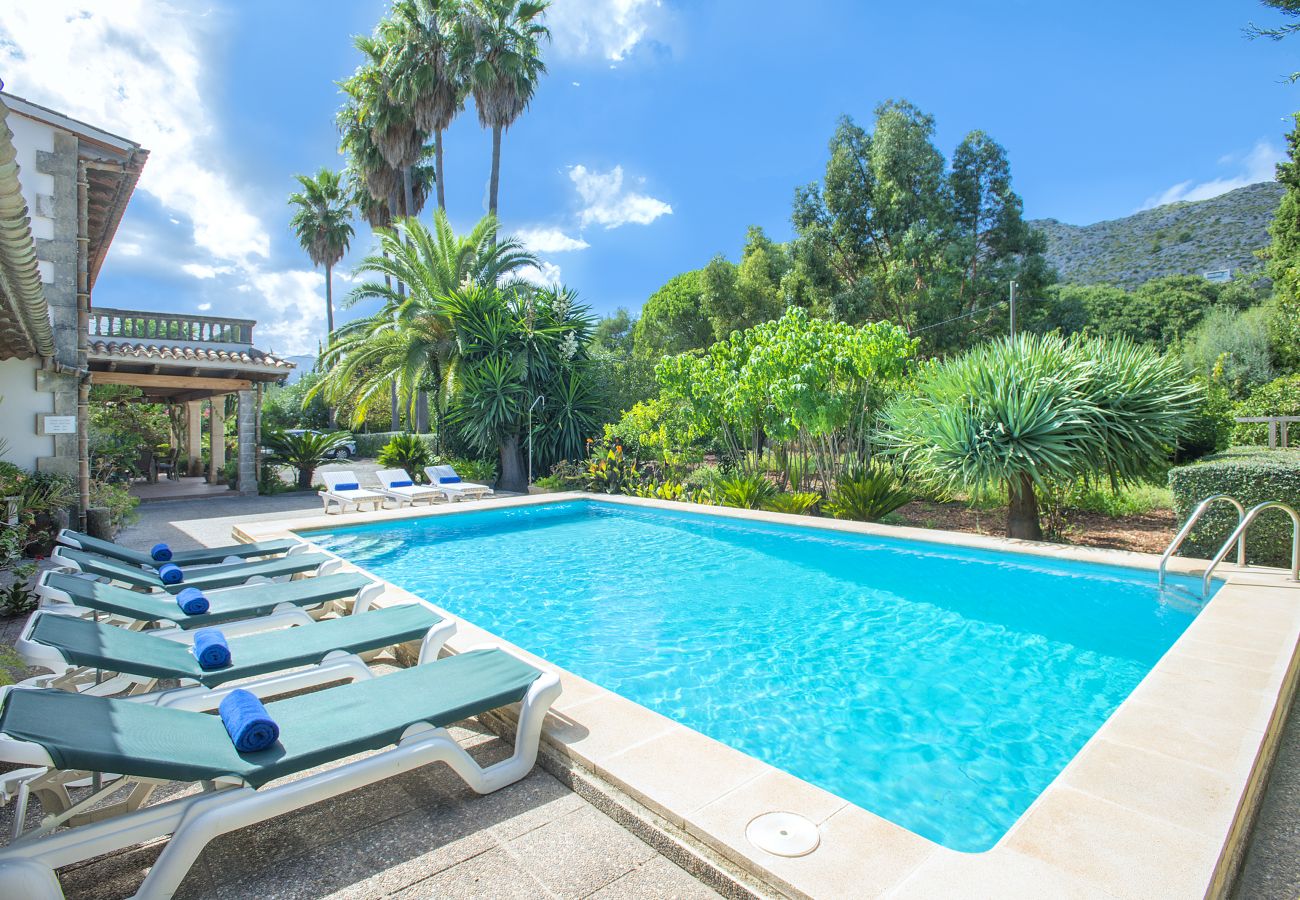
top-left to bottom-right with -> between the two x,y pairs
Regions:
630,479 -> 688,501
763,492 -> 822,515
712,471 -> 778,509
89,480 -> 139,531
263,429 -> 352,489
1175,377 -> 1233,464
1232,373 -> 1300,446
585,442 -> 639,494
824,467 -> 912,522
437,456 -> 498,486
1168,448 -> 1300,567
534,460 -> 586,491
378,433 -> 434,481
1180,305 -> 1274,400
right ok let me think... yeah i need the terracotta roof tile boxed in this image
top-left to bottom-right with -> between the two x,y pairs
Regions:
88,340 -> 294,371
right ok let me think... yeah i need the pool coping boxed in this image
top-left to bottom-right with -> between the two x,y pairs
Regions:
235,492 -> 1300,900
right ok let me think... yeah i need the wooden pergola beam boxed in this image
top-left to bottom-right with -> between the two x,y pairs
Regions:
89,371 -> 252,391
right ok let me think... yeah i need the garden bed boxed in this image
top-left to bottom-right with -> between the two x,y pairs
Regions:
887,500 -> 1177,555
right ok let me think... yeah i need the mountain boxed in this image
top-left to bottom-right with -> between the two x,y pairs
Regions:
1030,181 -> 1284,288
282,355 -> 317,383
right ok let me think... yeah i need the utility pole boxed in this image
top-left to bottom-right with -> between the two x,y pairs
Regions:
1009,280 -> 1018,337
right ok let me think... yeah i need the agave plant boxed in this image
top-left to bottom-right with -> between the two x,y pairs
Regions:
378,433 -> 434,481
264,429 -> 352,489
824,468 -> 911,522
883,333 -> 1198,539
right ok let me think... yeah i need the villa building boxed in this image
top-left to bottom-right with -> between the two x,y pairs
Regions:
0,85 -> 291,521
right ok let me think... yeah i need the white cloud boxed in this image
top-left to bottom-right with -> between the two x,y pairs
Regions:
516,261 -> 563,288
515,227 -> 590,253
545,0 -> 667,61
197,302 -> 212,311
249,270 -> 329,356
181,263 -> 230,280
570,165 -> 672,229
1141,140 -> 1282,209
0,2 -> 331,354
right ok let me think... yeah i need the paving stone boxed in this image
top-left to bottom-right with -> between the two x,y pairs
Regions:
588,855 -> 723,899
508,805 -> 658,899
391,848 -> 554,900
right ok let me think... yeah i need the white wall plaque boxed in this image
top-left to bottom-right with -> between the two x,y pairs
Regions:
39,415 -> 78,435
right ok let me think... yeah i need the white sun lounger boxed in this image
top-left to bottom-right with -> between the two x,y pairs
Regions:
0,647 -> 561,900
375,468 -> 444,507
424,465 -> 495,501
319,470 -> 387,514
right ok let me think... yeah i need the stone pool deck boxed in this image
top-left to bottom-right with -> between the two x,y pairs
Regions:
2,491 -> 1298,898
0,492 -> 724,900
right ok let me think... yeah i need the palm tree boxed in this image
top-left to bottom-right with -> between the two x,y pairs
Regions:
287,168 -> 354,336
313,212 -> 537,444
342,37 -> 425,224
456,0 -> 550,216
384,0 -> 467,212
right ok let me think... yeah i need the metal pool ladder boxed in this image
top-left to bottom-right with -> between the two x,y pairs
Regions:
1158,495 -> 1245,588
1198,501 -> 1300,597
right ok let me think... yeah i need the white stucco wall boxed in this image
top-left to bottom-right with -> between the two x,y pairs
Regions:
7,112 -> 57,281
0,357 -> 54,468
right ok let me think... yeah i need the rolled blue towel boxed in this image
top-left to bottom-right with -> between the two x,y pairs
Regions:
175,586 -> 209,615
334,482 -> 360,491
390,479 -> 413,488
193,628 -> 231,670
439,475 -> 461,484
150,543 -> 173,562
158,563 -> 184,585
218,689 -> 280,753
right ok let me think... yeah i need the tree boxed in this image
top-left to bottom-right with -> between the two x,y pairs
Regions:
790,103 -> 1050,350
447,284 -> 600,490
457,0 -> 550,216
592,307 -> 635,354
384,0 -> 467,212
313,212 -> 536,445
1265,114 -> 1300,369
884,333 -> 1199,540
632,271 -> 713,359
287,168 -> 354,336
1246,0 -> 1300,82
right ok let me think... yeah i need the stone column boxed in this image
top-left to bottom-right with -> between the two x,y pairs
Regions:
236,389 -> 257,495
186,400 -> 203,475
209,398 -> 225,484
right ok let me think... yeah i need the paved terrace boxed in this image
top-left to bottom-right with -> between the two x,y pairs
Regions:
0,487 -> 1296,898
0,489 -> 724,900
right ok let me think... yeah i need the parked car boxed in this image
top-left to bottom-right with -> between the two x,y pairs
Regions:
264,430 -> 357,460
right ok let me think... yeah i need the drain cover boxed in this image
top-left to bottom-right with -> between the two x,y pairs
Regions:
745,812 -> 820,857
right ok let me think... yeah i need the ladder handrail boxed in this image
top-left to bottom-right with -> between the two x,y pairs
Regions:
1159,494 -> 1245,586
1201,501 -> 1300,597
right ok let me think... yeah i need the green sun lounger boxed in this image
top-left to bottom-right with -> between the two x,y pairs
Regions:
19,603 -> 451,692
51,546 -> 337,593
36,570 -> 379,629
56,529 -> 301,569
0,649 -> 561,900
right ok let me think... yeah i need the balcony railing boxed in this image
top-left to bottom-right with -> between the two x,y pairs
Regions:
89,307 -> 255,345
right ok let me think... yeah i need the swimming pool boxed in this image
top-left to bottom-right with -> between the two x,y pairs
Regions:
307,499 -> 1212,852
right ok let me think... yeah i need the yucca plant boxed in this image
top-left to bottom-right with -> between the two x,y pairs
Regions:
264,429 -> 352,489
378,433 -> 434,481
763,491 -> 823,516
824,468 -> 911,522
883,333 -> 1198,539
713,470 -> 778,510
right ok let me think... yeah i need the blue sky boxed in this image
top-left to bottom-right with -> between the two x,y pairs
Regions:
1,1 -> 1297,356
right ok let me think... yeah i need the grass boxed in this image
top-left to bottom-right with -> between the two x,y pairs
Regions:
1061,480 -> 1172,517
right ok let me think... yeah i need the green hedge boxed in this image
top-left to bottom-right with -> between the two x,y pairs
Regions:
1167,448 -> 1300,567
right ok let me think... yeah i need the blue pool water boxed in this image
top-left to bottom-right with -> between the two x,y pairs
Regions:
307,499 -> 1211,852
